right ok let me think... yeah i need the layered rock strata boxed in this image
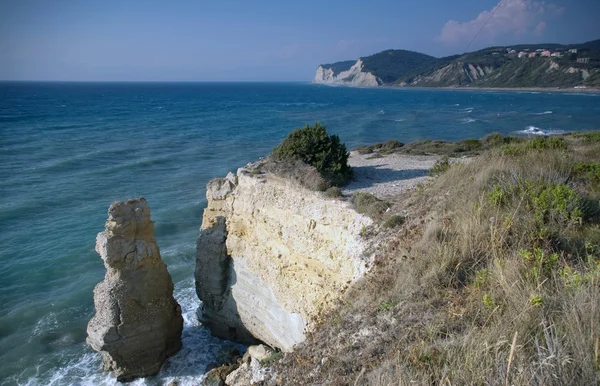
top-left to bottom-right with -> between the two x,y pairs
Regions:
195,162 -> 373,352
87,198 -> 183,382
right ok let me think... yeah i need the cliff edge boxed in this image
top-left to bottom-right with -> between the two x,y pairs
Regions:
195,161 -> 373,352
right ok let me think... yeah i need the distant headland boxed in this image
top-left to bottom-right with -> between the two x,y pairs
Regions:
313,39 -> 600,89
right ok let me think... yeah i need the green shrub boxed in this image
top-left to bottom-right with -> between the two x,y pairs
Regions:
473,269 -> 489,287
500,144 -> 526,156
487,184 -> 509,206
324,186 -> 343,198
272,123 -> 353,186
376,300 -> 395,312
525,136 -> 566,151
501,136 -> 567,156
382,214 -> 405,229
379,139 -> 404,154
482,294 -> 495,309
487,179 -> 583,228
458,139 -> 482,151
351,192 -> 389,220
429,157 -> 451,176
522,180 -> 583,226
519,248 -> 559,281
572,131 -> 600,143
481,132 -> 519,148
355,145 -> 374,155
572,162 -> 600,182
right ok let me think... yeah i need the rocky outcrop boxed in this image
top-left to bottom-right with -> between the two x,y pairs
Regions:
313,59 -> 380,87
87,198 -> 183,382
195,163 -> 373,352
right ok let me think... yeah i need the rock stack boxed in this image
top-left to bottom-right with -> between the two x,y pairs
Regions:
87,198 -> 183,382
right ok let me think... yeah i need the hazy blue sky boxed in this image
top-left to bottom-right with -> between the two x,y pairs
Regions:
1,0 -> 599,81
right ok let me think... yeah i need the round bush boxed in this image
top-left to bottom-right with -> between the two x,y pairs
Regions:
272,123 -> 353,186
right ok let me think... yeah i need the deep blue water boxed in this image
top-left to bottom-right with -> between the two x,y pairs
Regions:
0,82 -> 598,385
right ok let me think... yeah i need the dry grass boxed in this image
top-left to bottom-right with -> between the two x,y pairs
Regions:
267,133 -> 600,386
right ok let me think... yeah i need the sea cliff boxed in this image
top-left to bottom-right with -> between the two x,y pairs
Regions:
195,160 -> 373,352
313,59 -> 381,87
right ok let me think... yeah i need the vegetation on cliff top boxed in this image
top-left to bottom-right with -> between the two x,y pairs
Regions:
269,131 -> 600,385
359,49 -> 437,84
320,60 -> 356,75
272,123 -> 353,187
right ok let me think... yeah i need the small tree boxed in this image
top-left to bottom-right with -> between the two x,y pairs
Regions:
272,123 -> 353,186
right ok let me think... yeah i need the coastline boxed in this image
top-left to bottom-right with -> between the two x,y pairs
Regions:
315,81 -> 600,94
385,84 -> 600,94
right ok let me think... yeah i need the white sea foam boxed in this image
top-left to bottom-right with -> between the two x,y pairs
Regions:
532,111 -> 553,115
516,126 -> 566,136
461,118 -> 476,124
27,279 -> 245,386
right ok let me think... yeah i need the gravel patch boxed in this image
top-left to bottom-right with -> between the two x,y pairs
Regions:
343,151 -> 440,198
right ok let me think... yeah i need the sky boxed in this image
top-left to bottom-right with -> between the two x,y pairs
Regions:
1,0 -> 599,81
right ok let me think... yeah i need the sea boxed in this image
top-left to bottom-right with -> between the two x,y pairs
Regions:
1,82 -> 599,385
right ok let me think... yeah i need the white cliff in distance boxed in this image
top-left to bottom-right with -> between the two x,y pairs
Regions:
313,59 -> 381,87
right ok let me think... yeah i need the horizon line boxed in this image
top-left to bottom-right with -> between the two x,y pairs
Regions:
0,79 -> 312,83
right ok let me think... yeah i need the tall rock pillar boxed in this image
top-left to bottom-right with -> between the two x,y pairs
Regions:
87,198 -> 183,382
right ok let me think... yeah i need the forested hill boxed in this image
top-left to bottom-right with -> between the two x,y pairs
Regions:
359,50 -> 436,84
314,39 -> 600,88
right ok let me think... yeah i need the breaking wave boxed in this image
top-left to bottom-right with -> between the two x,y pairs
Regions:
516,126 -> 566,136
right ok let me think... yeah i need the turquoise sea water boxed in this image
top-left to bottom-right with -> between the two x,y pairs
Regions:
1,82 -> 599,385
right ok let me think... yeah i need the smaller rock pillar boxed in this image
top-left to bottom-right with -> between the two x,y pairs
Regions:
87,198 -> 183,382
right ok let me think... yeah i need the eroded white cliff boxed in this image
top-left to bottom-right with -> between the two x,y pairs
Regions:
313,59 -> 381,87
195,163 -> 373,352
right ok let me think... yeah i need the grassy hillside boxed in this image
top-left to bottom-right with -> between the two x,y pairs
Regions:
269,132 -> 600,385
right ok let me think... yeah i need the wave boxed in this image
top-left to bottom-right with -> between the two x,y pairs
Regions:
394,119 -> 406,122
532,111 -> 553,115
516,126 -> 566,136
461,118 -> 476,124
24,279 -> 245,385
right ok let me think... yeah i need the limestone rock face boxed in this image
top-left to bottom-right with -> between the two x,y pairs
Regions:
195,164 -> 373,352
313,59 -> 381,87
87,198 -> 183,382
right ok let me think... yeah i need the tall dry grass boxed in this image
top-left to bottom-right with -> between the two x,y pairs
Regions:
270,134 -> 600,386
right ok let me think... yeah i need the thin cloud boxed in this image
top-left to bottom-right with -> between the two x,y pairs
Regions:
437,0 -> 564,46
